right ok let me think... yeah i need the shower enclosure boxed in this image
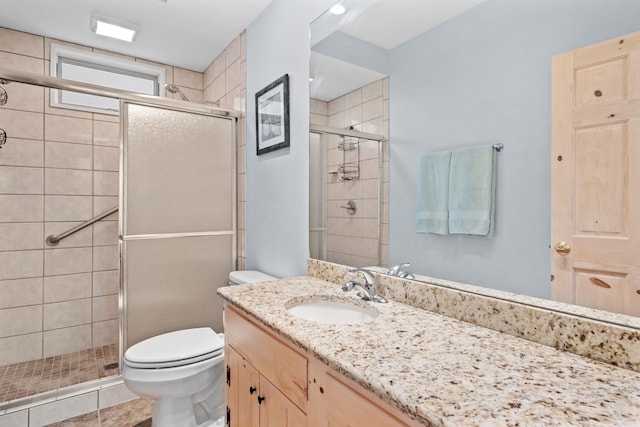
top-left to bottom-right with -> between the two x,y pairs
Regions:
0,70 -> 236,410
309,125 -> 384,268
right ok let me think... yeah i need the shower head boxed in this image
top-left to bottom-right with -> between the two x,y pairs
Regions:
0,128 -> 6,149
164,84 -> 189,102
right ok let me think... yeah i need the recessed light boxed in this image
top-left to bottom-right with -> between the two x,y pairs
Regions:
90,15 -> 138,42
330,4 -> 346,15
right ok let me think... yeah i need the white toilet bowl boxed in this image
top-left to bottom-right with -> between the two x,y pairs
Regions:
122,327 -> 225,427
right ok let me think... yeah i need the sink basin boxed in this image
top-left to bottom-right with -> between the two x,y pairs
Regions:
286,298 -> 378,324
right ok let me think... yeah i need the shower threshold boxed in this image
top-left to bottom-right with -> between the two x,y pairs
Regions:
0,343 -> 119,404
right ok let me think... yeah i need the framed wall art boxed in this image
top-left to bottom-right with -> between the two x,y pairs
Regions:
255,74 -> 290,155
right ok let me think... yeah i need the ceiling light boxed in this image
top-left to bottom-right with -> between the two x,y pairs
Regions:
330,4 -> 346,15
91,15 -> 138,42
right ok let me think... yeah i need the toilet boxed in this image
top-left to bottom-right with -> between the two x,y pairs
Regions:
122,328 -> 225,427
122,270 -> 276,427
228,270 -> 276,286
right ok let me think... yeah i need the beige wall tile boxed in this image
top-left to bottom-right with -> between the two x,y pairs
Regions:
240,31 -> 246,61
93,245 -> 118,271
92,295 -> 118,322
225,34 -> 242,67
44,195 -> 92,221
310,113 -> 327,126
0,27 -> 43,58
344,105 -> 362,127
0,277 -> 42,309
204,53 -> 225,88
362,80 -> 383,102
0,52 -> 44,105
93,319 -> 118,347
44,273 -> 92,303
237,173 -> 245,202
93,171 -> 118,196
45,141 -> 92,169
44,298 -> 91,329
93,221 -> 118,246
225,84 -> 244,113
44,221 -> 92,248
0,195 -> 43,222
237,144 -> 246,174
310,98 -> 328,115
45,115 -> 93,144
93,145 -> 119,171
225,58 -> 244,92
0,138 -> 43,167
1,250 -> 43,281
344,89 -> 362,109
92,112 -> 119,123
0,223 -> 43,250
28,386 -> 97,426
43,324 -> 92,357
361,159 -> 379,180
45,168 -> 92,195
0,109 -> 44,139
135,58 -> 174,88
205,73 -> 226,105
0,305 -> 42,337
93,121 -> 119,147
238,201 -> 246,230
93,270 -> 119,296
0,166 -> 43,194
328,96 -> 344,115
0,332 -> 42,365
174,67 -> 203,90
93,196 -> 118,217
328,112 -> 344,128
176,86 -> 204,103
44,247 -> 92,276
362,98 -> 383,122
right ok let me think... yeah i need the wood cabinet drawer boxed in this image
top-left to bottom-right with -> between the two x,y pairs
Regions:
225,305 -> 308,411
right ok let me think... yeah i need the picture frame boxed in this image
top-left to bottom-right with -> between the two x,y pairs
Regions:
255,74 -> 290,155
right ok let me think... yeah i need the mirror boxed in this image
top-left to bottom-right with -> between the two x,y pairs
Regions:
309,0 -> 640,324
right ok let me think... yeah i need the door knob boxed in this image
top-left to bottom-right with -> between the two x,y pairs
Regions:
554,242 -> 571,255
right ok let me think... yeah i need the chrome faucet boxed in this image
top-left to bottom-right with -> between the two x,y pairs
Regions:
343,268 -> 388,303
386,263 -> 415,279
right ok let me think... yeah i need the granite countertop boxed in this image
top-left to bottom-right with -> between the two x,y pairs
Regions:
218,277 -> 640,426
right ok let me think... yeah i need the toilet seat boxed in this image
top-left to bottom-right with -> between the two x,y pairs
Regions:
124,327 -> 224,369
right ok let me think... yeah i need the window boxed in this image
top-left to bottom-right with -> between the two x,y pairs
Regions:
50,44 -> 166,115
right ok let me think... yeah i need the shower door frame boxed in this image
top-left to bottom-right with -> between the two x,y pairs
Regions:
0,68 -> 239,412
309,124 -> 385,267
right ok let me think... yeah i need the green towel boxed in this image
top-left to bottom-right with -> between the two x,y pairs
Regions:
448,145 -> 495,236
416,151 -> 451,235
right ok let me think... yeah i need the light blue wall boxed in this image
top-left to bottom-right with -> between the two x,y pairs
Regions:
245,0 -> 334,278
389,0 -> 640,297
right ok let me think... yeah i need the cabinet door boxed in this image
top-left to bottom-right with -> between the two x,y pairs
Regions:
225,346 -> 241,427
323,373 -> 409,427
226,346 -> 260,427
259,376 -> 307,427
239,357 -> 260,427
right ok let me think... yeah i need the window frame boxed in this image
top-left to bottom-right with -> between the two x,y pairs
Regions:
50,44 -> 166,115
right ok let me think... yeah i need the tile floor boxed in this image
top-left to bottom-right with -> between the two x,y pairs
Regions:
0,344 -> 119,403
48,397 -> 153,427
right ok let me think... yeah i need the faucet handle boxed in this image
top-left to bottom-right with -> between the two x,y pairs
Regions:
348,268 -> 375,287
341,281 -> 358,292
387,263 -> 413,278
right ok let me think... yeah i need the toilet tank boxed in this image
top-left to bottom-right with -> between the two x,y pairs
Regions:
228,270 -> 277,286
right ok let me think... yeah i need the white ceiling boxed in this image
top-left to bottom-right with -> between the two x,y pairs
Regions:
0,0 -> 274,72
310,0 -> 485,101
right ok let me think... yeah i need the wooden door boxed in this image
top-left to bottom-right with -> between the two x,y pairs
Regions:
259,376 -> 307,427
552,31 -> 640,316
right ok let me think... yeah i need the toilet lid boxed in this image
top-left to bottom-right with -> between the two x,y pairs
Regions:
124,327 -> 224,368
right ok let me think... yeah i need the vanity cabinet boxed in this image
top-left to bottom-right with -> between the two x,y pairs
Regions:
224,305 -> 417,427
225,305 -> 307,427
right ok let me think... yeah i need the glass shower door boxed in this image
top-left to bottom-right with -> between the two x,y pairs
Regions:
120,102 -> 235,349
